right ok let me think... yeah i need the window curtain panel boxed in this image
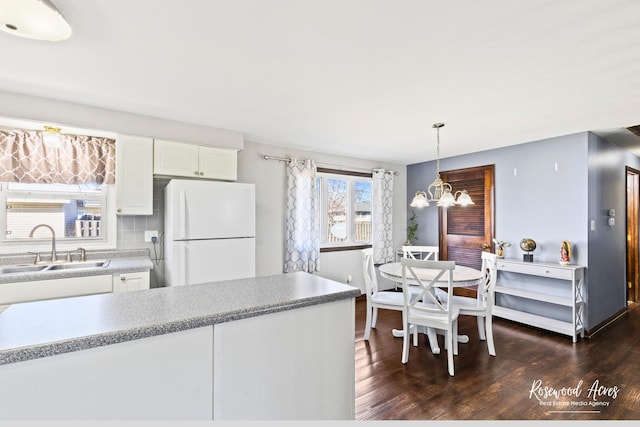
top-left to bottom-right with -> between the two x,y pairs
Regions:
372,169 -> 394,264
284,158 -> 320,273
0,130 -> 116,184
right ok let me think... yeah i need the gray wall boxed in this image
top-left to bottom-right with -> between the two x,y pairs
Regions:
408,131 -> 640,330
587,132 -> 640,327
409,132 -> 589,263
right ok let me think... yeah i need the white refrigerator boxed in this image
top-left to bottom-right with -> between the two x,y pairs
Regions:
164,179 -> 256,286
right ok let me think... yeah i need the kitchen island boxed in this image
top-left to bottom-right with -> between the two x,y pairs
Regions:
0,272 -> 360,420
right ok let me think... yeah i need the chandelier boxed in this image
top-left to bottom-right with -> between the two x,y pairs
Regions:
409,123 -> 474,208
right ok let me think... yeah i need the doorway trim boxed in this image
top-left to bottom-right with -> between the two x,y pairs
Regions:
626,166 -> 639,304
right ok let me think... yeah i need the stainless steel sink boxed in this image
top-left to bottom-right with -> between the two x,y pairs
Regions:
0,265 -> 48,274
0,260 -> 110,275
44,261 -> 109,271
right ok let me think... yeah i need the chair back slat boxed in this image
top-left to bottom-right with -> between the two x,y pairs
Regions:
401,258 -> 455,317
401,245 -> 439,261
479,251 -> 498,307
362,248 -> 378,294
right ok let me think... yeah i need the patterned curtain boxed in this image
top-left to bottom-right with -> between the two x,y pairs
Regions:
0,130 -> 116,184
372,169 -> 394,264
284,158 -> 320,273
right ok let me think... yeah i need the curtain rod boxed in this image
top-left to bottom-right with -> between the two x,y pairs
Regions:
262,154 -> 399,176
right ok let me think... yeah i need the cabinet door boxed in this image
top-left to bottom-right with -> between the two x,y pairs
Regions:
153,139 -> 199,178
0,326 -> 213,419
198,146 -> 238,181
113,271 -> 150,293
115,135 -> 153,215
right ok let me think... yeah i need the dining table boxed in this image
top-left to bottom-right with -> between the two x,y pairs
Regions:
378,261 -> 483,355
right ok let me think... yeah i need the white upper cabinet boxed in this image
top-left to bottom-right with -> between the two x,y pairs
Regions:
115,135 -> 154,215
153,139 -> 237,181
153,139 -> 199,177
198,146 -> 238,181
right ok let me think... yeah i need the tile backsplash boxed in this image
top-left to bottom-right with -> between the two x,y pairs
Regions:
117,178 -> 169,287
116,178 -> 169,251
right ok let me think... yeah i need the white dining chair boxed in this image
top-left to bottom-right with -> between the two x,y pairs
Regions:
362,248 -> 418,342
394,245 -> 439,292
401,258 -> 459,376
401,245 -> 439,261
436,251 -> 498,356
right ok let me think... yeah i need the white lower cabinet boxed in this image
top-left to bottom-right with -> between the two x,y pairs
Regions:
112,271 -> 150,293
0,326 -> 214,420
0,297 -> 356,420
213,298 -> 355,420
0,275 -> 112,305
0,271 -> 150,306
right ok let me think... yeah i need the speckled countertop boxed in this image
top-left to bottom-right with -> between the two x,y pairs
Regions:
0,272 -> 360,366
0,249 -> 154,284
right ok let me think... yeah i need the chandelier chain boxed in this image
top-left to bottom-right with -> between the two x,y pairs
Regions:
435,125 -> 441,175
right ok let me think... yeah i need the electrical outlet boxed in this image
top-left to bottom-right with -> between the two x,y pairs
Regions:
144,230 -> 158,242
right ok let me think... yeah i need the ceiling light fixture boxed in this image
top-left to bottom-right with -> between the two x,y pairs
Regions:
0,0 -> 72,41
410,123 -> 474,208
41,125 -> 63,148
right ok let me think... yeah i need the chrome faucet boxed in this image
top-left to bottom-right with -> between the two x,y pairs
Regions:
28,224 -> 57,262
77,247 -> 86,262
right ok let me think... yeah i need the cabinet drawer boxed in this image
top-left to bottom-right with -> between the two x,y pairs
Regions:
497,262 -> 573,280
112,271 -> 150,293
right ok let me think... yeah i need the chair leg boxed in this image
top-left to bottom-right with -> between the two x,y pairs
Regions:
486,316 -> 496,356
364,302 -> 372,340
453,320 -> 459,356
402,322 -> 411,364
446,330 -> 455,376
477,316 -> 486,341
371,307 -> 378,328
412,325 -> 418,347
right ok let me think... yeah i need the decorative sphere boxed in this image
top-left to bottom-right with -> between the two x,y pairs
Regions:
519,238 -> 537,252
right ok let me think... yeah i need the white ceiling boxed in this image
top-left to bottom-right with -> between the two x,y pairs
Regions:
1,0 -> 639,164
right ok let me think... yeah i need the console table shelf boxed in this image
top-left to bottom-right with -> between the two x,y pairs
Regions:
495,259 -> 585,342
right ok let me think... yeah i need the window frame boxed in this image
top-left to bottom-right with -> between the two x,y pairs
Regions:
317,167 -> 373,252
0,182 -> 117,254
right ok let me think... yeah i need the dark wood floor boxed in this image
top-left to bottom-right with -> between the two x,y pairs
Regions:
354,296 -> 640,420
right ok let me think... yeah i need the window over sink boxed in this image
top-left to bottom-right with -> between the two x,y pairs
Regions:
0,123 -> 117,254
0,182 -> 117,254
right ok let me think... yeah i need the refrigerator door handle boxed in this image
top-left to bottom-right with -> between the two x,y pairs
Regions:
180,242 -> 188,286
179,190 -> 187,240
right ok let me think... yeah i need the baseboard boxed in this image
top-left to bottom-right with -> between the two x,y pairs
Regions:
585,307 -> 627,338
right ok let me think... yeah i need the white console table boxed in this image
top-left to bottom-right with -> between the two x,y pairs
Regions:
493,259 -> 585,342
